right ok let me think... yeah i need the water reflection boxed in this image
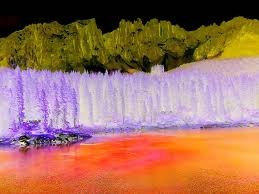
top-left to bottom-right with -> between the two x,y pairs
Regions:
1,130 -> 259,193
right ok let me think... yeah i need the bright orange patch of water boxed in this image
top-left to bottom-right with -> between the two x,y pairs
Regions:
1,128 -> 259,193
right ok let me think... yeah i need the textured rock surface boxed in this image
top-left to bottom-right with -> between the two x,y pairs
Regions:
0,17 -> 259,72
0,132 -> 92,148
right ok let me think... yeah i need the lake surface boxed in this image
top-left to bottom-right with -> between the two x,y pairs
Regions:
1,128 -> 259,193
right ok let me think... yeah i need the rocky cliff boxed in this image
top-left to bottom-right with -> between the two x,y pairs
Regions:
0,16 -> 258,73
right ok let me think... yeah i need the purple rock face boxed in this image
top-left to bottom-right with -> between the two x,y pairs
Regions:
0,58 -> 259,138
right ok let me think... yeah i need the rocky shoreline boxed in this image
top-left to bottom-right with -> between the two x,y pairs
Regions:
0,122 -> 258,149
0,132 -> 92,148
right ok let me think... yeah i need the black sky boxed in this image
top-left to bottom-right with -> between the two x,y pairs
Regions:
1,0 -> 258,37
0,14 -> 259,37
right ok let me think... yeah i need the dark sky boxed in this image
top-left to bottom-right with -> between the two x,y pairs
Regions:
0,15 -> 259,37
1,0 -> 258,37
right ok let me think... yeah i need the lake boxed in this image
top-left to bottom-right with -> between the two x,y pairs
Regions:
1,128 -> 259,193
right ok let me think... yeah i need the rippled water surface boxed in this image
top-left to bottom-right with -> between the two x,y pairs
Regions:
1,128 -> 259,193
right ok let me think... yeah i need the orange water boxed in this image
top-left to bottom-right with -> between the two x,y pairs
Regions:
1,128 -> 259,193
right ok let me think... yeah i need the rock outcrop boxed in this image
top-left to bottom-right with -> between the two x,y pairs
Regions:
0,16 -> 259,72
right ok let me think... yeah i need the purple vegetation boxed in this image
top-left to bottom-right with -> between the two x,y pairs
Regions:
0,58 -> 259,138
16,69 -> 25,123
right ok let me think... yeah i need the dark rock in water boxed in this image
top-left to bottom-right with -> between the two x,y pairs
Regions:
10,136 -> 30,147
200,125 -> 214,129
19,135 -> 30,141
51,137 -> 63,145
57,133 -> 78,143
18,140 -> 30,147
5,132 -> 92,148
32,134 -> 52,145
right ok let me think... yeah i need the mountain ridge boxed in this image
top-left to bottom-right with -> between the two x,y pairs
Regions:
0,16 -> 258,73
